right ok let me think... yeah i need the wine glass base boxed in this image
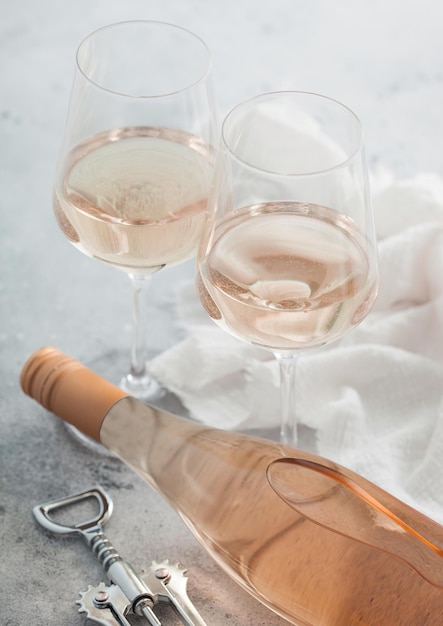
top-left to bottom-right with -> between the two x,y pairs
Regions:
119,371 -> 165,401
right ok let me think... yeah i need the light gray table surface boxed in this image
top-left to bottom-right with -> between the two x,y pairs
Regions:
2,1 -> 443,624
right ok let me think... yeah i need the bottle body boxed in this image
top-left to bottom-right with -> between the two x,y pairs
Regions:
20,348 -> 443,625
102,397 -> 443,626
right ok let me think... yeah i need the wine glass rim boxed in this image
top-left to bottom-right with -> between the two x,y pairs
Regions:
221,90 -> 365,177
75,20 -> 212,99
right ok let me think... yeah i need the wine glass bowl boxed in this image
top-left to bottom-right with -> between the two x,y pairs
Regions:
53,21 -> 216,402
54,126 -> 213,276
197,91 -> 379,445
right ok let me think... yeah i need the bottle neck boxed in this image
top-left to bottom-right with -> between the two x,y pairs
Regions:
20,347 -> 127,442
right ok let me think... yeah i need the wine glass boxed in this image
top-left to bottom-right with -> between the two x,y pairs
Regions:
197,91 -> 379,446
53,21 -> 216,451
53,21 -> 216,394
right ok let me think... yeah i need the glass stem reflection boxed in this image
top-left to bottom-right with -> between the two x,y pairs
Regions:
130,274 -> 151,377
275,353 -> 299,446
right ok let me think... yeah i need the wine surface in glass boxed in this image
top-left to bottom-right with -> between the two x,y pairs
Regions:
54,127 -> 212,273
198,202 -> 377,351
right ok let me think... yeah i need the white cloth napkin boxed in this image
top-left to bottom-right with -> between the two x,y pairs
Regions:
149,171 -> 443,523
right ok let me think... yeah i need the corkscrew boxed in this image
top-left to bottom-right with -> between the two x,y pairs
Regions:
33,485 -> 208,626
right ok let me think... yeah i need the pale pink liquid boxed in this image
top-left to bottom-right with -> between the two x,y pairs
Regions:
54,127 -> 212,273
198,202 -> 378,351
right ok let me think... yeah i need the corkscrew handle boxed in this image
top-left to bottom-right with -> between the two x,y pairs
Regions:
33,485 -> 113,535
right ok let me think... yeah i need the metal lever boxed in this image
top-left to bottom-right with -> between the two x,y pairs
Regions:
33,485 -> 208,626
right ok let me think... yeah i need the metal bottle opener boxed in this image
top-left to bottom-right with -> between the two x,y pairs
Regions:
33,485 -> 208,626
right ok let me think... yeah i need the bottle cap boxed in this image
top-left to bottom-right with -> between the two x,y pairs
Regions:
20,347 -> 127,441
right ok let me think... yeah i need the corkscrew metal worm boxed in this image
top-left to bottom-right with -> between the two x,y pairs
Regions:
33,485 -> 208,626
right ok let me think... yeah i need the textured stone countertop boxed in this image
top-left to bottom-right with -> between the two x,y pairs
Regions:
2,1 -> 443,625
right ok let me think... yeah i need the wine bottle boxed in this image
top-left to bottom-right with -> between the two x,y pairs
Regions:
21,347 -> 443,625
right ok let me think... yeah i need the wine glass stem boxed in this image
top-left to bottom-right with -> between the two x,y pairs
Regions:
276,353 -> 299,446
129,273 -> 152,379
